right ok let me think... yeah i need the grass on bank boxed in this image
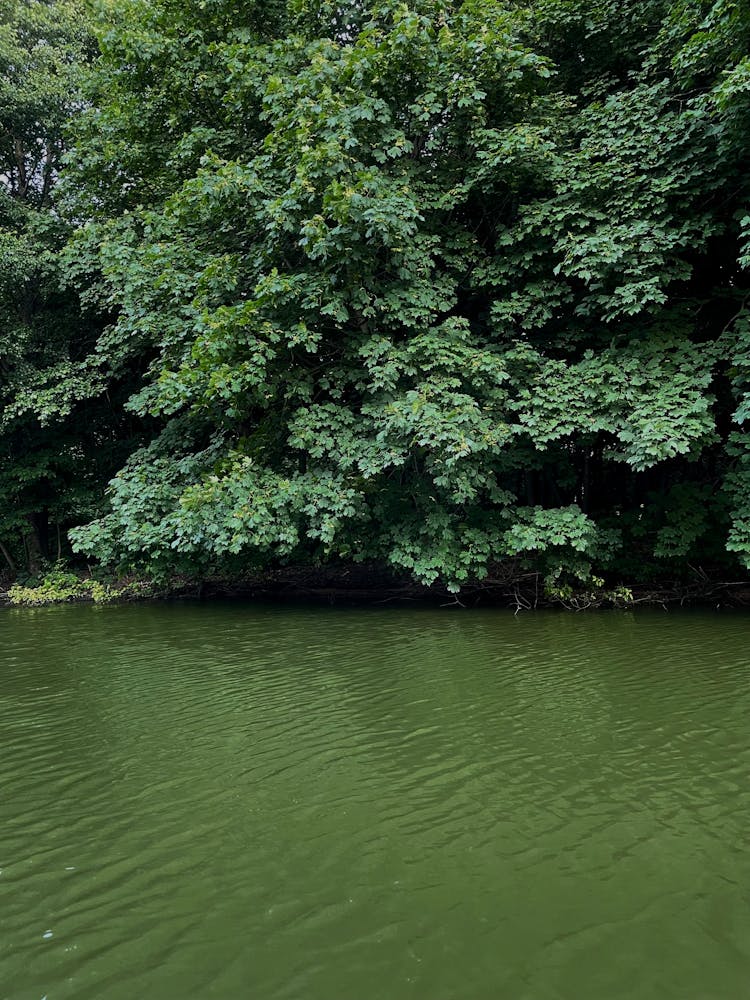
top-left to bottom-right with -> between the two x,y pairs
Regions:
6,565 -> 153,606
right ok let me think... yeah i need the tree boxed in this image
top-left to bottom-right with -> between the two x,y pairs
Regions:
62,0 -> 750,591
0,0 -> 137,576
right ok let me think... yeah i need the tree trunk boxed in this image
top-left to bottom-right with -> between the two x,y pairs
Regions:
0,540 -> 16,575
25,527 -> 42,575
25,509 -> 49,574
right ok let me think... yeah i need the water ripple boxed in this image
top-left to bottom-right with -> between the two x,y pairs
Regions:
2,605 -> 750,999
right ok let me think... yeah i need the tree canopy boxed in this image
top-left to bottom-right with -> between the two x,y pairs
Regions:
2,0 -> 750,595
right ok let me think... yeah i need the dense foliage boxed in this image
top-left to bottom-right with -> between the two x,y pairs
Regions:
0,0 -> 138,574
2,0 -> 750,593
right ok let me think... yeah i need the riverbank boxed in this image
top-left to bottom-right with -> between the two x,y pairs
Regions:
3,562 -> 750,610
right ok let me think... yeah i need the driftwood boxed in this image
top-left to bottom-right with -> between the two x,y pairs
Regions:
184,562 -> 750,611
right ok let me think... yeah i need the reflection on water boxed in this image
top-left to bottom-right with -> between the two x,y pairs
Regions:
1,604 -> 749,999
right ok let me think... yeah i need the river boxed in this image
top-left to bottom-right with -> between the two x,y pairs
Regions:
1,604 -> 749,999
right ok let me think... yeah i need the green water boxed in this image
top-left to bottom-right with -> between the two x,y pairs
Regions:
2,605 -> 749,1000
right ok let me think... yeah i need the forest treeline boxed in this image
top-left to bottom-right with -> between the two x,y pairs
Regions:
1,0 -> 749,598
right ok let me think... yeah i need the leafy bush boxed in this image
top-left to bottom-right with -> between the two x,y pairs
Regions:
7,565 -> 152,606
